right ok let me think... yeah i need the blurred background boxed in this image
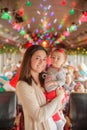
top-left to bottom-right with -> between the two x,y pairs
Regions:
0,0 -> 87,72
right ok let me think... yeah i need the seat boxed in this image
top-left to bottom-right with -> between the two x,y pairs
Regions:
0,91 -> 18,130
69,93 -> 87,130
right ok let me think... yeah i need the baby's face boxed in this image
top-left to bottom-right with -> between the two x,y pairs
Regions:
51,51 -> 65,68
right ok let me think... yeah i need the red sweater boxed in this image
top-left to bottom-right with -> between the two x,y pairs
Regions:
44,89 -> 69,121
44,90 -> 61,121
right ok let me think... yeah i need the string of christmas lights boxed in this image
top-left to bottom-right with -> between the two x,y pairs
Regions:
0,0 -> 87,49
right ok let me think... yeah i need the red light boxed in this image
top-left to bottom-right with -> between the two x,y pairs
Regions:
18,8 -> 24,16
25,42 -> 32,48
61,0 -> 66,6
84,11 -> 87,16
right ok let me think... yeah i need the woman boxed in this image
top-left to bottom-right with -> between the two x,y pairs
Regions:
16,45 -> 65,130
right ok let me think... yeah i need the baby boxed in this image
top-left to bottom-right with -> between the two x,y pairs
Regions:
45,48 -> 67,130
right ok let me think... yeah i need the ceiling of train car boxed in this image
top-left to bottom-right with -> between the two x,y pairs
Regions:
0,0 -> 87,49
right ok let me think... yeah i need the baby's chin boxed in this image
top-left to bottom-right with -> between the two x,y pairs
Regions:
52,64 -> 60,68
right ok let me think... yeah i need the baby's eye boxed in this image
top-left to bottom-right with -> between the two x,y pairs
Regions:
51,56 -> 55,59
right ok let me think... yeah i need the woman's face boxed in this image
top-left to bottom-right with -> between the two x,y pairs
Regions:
31,50 -> 47,74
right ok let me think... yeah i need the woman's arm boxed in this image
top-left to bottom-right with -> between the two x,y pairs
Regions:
16,81 -> 64,123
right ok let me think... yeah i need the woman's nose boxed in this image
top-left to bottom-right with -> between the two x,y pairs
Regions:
39,59 -> 43,64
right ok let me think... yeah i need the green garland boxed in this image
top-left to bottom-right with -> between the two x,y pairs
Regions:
0,44 -> 19,54
0,44 -> 87,55
67,48 -> 87,55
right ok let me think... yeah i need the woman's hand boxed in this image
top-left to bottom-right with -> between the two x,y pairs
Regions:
56,87 -> 65,100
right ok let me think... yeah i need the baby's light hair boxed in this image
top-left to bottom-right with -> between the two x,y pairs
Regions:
51,48 -> 67,61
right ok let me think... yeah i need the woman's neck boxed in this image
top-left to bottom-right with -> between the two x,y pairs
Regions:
31,71 -> 40,85
31,71 -> 45,92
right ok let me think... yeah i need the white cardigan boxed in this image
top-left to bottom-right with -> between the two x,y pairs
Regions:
16,80 -> 62,130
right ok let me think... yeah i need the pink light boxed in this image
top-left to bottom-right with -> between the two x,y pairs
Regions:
80,15 -> 87,22
12,23 -> 21,30
63,31 -> 70,37
24,34 -> 29,39
72,2 -> 76,7
58,38 -> 62,42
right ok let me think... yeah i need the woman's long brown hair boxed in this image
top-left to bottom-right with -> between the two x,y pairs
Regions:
18,45 -> 48,86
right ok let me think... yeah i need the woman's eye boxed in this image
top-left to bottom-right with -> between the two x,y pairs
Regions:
43,58 -> 47,61
57,57 -> 60,60
36,57 -> 40,60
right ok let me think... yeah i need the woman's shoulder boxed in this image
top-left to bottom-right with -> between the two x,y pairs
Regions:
16,80 -> 34,91
17,80 -> 27,86
16,80 -> 28,86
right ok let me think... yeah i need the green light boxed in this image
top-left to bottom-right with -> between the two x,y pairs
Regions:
20,29 -> 26,36
47,30 -> 50,33
43,17 -> 46,20
37,34 -> 40,37
69,25 -> 74,32
51,27 -> 55,32
1,12 -> 12,20
23,15 -> 28,21
61,35 -> 65,40
26,1 -> 32,6
70,9 -> 75,15
52,37 -> 55,41
55,41 -> 60,44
